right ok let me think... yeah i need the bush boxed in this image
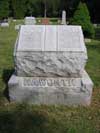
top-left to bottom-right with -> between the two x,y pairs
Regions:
70,2 -> 95,38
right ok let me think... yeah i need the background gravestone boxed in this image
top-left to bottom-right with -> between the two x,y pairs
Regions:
25,17 -> 36,25
41,18 -> 50,25
8,25 -> 93,105
0,19 -> 9,27
61,10 -> 67,25
15,24 -> 21,31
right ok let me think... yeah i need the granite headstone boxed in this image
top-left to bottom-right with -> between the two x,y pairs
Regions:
8,25 -> 93,105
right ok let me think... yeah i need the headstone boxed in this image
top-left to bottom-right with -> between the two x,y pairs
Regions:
8,25 -> 93,106
58,20 -> 61,24
37,19 -> 41,24
15,24 -> 21,31
0,22 -> 9,27
13,19 -> 17,22
85,38 -> 91,43
25,17 -> 36,25
41,18 -> 49,25
93,24 -> 97,27
61,10 -> 66,25
0,19 -> 9,27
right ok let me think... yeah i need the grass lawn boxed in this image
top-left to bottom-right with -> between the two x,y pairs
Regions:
0,20 -> 100,133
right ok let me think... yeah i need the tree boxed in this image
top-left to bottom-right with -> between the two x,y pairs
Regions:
85,0 -> 100,23
70,2 -> 95,38
59,0 -> 81,18
25,0 -> 44,17
50,0 -> 60,17
11,0 -> 27,18
0,0 -> 9,20
41,0 -> 52,17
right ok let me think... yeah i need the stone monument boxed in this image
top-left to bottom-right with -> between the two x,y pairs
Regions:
61,10 -> 66,25
25,17 -> 36,25
0,19 -> 9,27
41,18 -> 50,25
1,22 -> 9,27
15,24 -> 21,31
8,25 -> 93,105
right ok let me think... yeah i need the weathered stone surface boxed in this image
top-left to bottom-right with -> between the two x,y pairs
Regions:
8,71 -> 93,105
15,52 -> 87,77
15,25 -> 87,77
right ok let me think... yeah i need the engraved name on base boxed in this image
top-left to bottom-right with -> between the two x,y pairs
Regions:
22,78 -> 81,88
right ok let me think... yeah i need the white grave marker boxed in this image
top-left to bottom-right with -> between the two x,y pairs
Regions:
61,10 -> 67,25
8,25 -> 93,106
25,17 -> 36,25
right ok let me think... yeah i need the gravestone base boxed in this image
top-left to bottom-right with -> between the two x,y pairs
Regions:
8,71 -> 93,106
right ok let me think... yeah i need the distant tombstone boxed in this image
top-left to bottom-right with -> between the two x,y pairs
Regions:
8,25 -> 93,106
41,18 -> 49,25
25,17 -> 36,25
15,24 -> 21,31
13,19 -> 17,22
0,19 -> 9,27
58,19 -> 61,24
37,19 -> 41,24
1,22 -> 9,27
61,10 -> 66,25
85,38 -> 91,43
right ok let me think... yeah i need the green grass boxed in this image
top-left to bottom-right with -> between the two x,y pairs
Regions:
86,40 -> 100,88
0,20 -> 100,133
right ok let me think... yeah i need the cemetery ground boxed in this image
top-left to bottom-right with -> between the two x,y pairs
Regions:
0,20 -> 100,133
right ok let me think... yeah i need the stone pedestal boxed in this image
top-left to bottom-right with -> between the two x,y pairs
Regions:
8,25 -> 93,105
9,71 -> 93,105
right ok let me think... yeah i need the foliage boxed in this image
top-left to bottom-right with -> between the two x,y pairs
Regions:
70,2 -> 95,38
0,0 -> 99,23
0,0 -> 81,19
11,0 -> 27,19
0,0 -> 9,20
84,0 -> 100,23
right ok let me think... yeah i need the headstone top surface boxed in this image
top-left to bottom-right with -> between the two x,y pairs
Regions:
25,17 -> 36,19
17,25 -> 86,52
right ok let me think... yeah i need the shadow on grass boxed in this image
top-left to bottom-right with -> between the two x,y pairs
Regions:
95,27 -> 100,41
2,69 -> 14,102
0,104 -> 49,133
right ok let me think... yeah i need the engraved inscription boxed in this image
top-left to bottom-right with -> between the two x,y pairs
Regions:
18,26 -> 45,51
22,78 -> 81,87
58,26 -> 81,51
